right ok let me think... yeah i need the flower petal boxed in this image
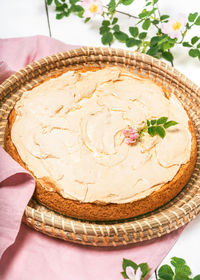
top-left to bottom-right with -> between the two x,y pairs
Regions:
126,266 -> 136,279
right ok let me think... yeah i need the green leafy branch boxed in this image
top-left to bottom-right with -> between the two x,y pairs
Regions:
121,257 -> 200,280
47,0 -> 200,66
146,117 -> 178,139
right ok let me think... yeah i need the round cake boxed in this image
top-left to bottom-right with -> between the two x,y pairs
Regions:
5,66 -> 197,221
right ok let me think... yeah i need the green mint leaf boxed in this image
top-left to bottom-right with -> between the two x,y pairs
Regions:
171,257 -> 186,267
102,20 -> 110,26
157,117 -> 168,125
112,17 -> 118,25
147,120 -> 150,126
189,49 -> 200,57
193,275 -> 200,280
163,121 -> 178,128
162,51 -> 174,62
151,119 -> 156,125
158,264 -> 174,280
160,14 -> 170,21
182,42 -> 192,48
56,13 -> 65,19
188,12 -> 198,22
191,36 -> 200,45
121,0 -> 135,5
156,125 -> 166,138
142,18 -> 151,30
195,15 -> 200,25
47,0 -> 53,5
129,26 -> 139,37
122,258 -> 138,271
148,126 -> 156,136
139,32 -> 147,39
101,32 -> 113,45
114,31 -> 128,42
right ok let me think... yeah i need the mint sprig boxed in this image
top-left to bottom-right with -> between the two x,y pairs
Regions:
146,116 -> 178,139
121,257 -> 200,280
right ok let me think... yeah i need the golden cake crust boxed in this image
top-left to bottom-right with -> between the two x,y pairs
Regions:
5,107 -> 197,221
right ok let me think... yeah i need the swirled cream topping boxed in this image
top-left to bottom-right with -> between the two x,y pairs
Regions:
11,67 -> 191,203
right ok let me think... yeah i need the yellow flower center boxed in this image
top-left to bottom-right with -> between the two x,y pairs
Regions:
172,21 -> 181,31
89,4 -> 98,13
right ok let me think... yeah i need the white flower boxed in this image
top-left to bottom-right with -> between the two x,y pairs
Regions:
161,13 -> 187,39
126,266 -> 143,280
81,0 -> 103,18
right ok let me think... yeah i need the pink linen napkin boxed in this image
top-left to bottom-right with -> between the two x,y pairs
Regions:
0,35 -> 185,280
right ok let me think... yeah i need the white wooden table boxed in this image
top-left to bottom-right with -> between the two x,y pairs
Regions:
0,0 -> 200,278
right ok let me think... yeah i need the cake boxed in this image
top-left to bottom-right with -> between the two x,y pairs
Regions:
5,66 -> 197,221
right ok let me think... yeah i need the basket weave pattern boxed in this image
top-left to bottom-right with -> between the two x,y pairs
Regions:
0,47 -> 200,246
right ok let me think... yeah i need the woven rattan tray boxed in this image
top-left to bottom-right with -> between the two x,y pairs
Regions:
0,47 -> 200,247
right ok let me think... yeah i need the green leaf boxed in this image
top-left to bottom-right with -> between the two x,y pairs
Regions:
157,117 -> 168,125
112,24 -> 120,32
195,16 -> 200,25
148,126 -> 156,136
173,272 -> 189,280
114,31 -> 129,42
100,26 -> 110,35
160,15 -> 170,21
182,42 -> 192,48
147,46 -> 159,56
163,121 -> 178,128
121,0 -> 135,5
101,32 -> 113,45
188,12 -> 198,22
147,120 -> 150,126
129,27 -> 139,37
112,17 -> 118,25
126,38 -> 141,47
102,20 -> 110,27
175,265 -> 191,277
108,0 -> 116,13
54,0 -> 62,7
189,49 -> 200,57
56,13 -> 65,19
84,17 -> 90,23
193,275 -> 200,280
197,42 -> 200,48
158,264 -> 174,280
142,18 -> 151,30
152,19 -> 159,24
156,126 -> 166,138
162,51 -> 174,62
150,36 -> 163,46
139,263 -> 150,278
151,119 -> 156,125
191,36 -> 200,45
47,0 -> 53,5
139,32 -> 147,39
122,258 -> 138,271
138,9 -> 149,19
121,271 -> 128,279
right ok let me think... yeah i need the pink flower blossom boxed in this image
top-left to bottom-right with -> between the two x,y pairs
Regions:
123,127 -> 139,145
126,266 -> 143,280
81,0 -> 103,18
161,13 -> 187,39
